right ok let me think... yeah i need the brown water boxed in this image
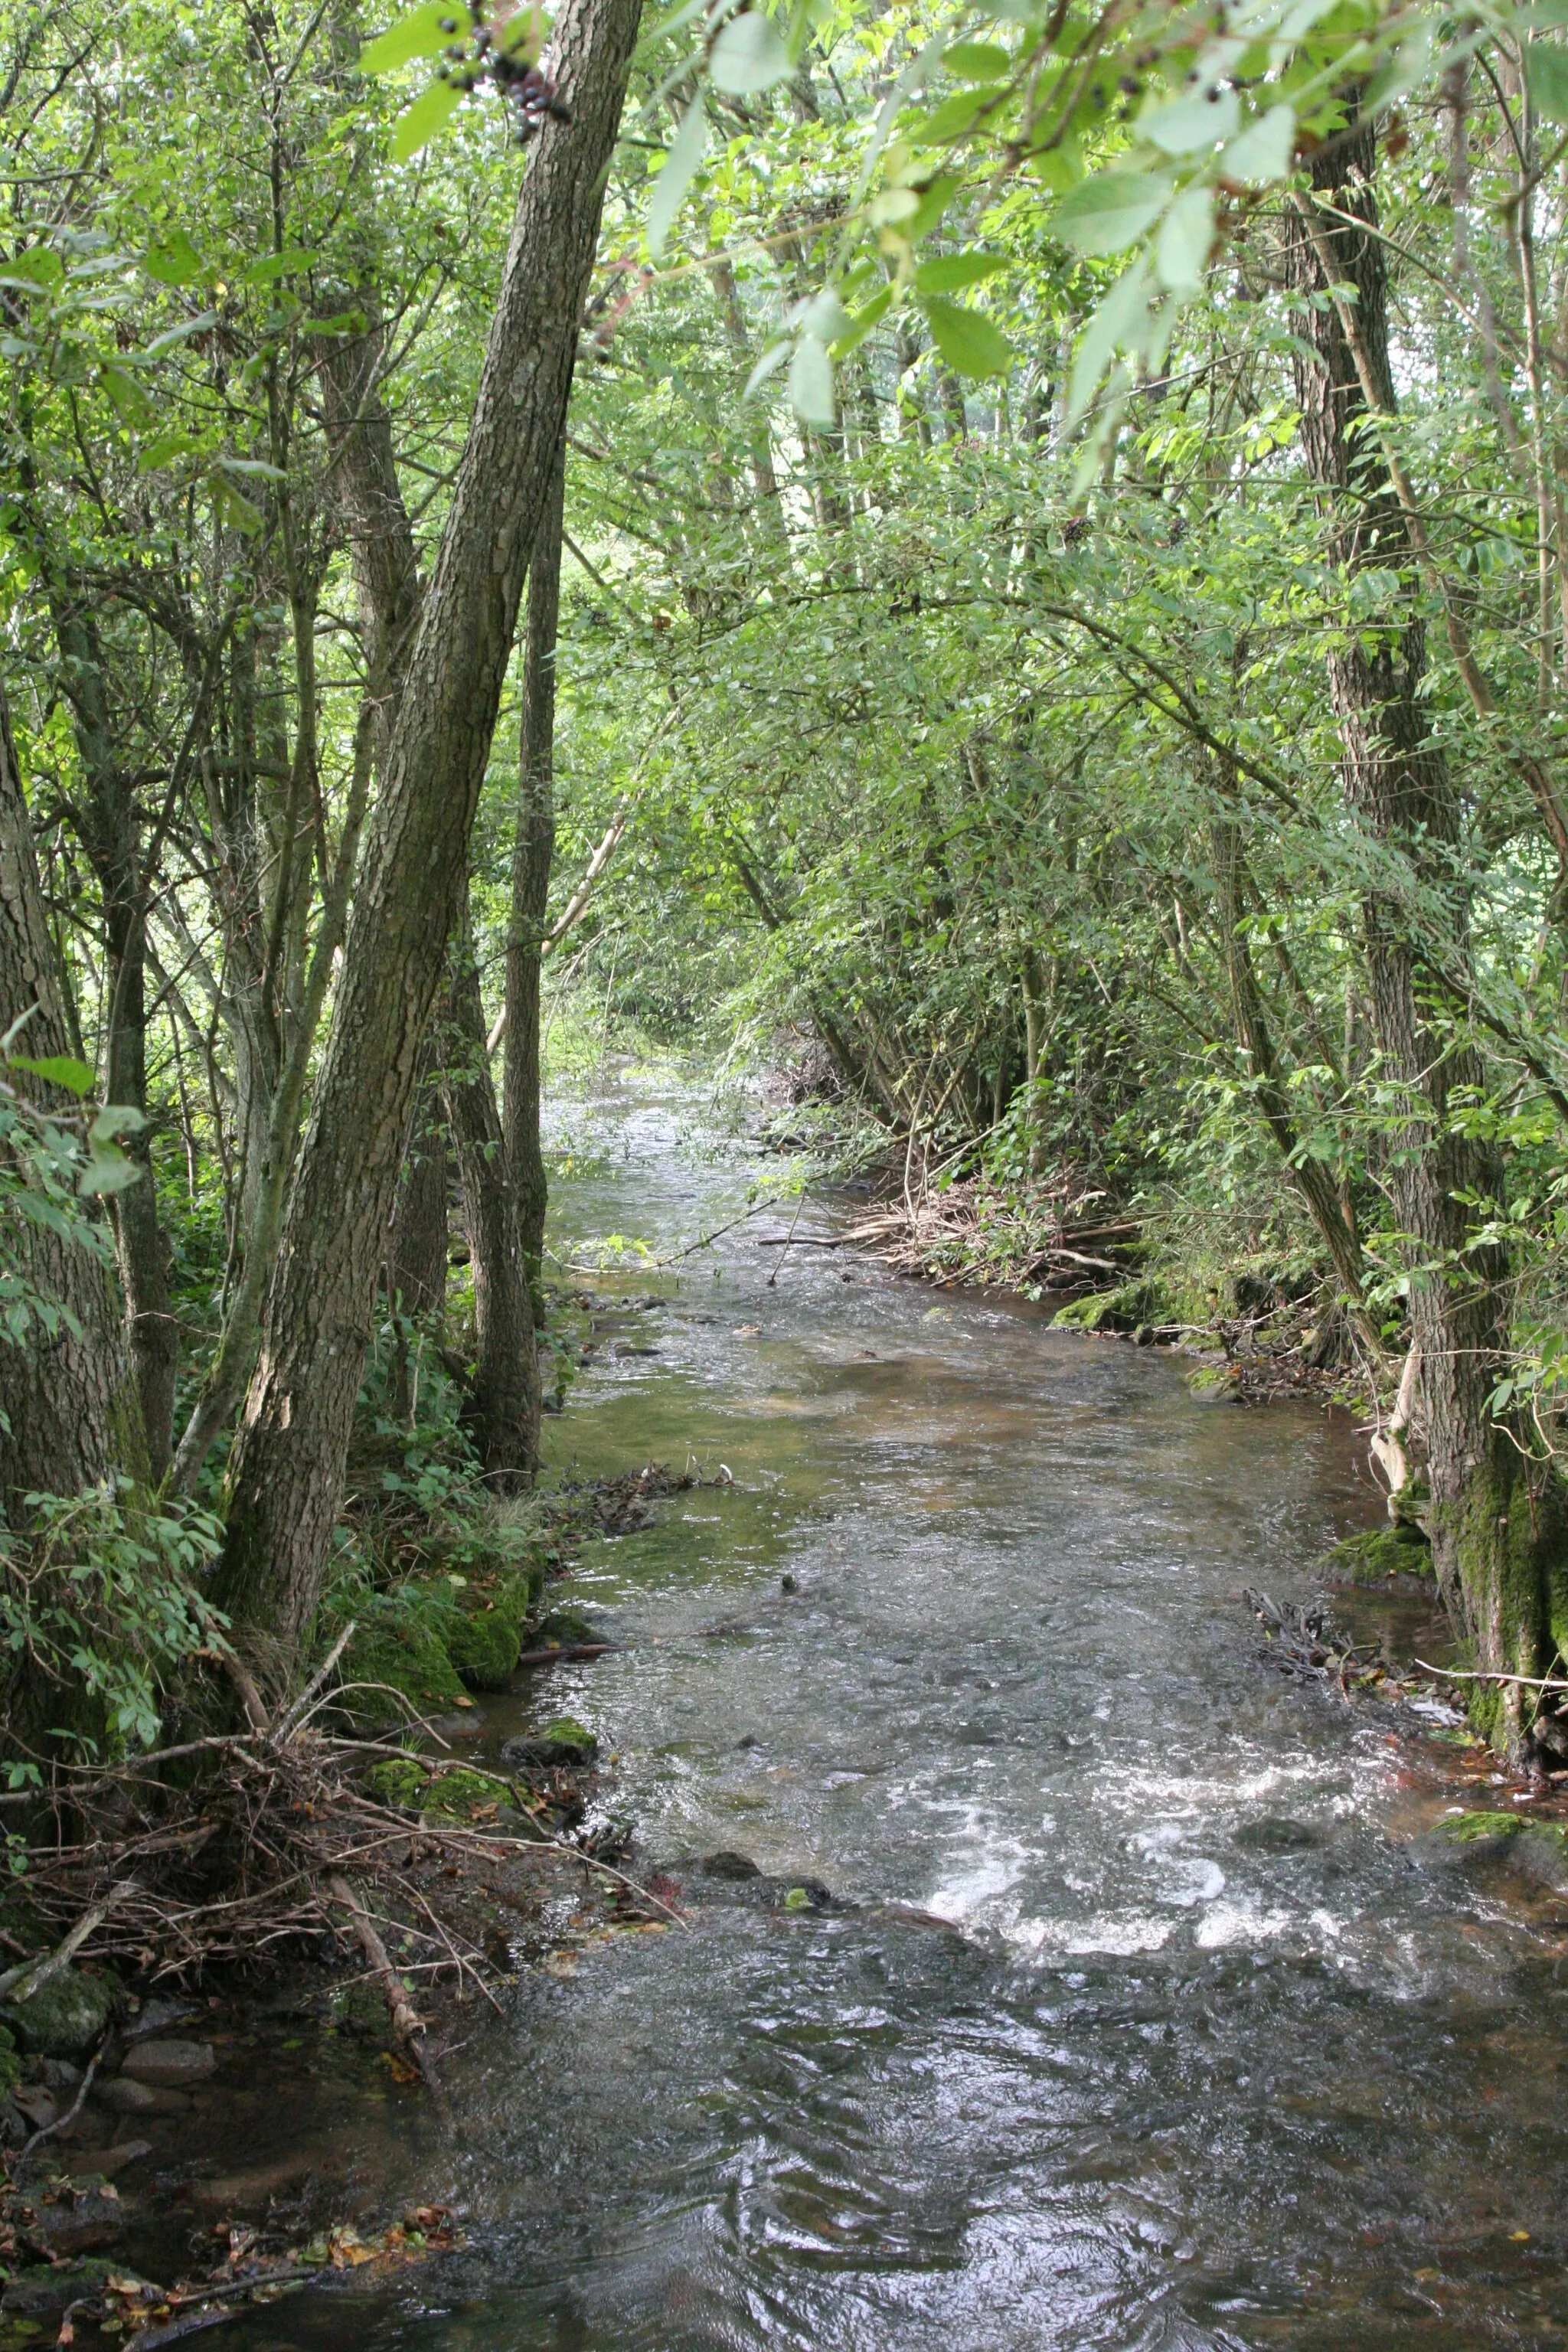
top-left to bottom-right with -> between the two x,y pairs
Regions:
227,1068 -> 1568,2351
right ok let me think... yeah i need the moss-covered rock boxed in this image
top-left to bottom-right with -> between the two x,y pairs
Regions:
502,1716 -> 599,1769
1439,1808 -> 1521,1842
363,1758 -> 429,1809
420,1765 -> 511,1821
0,2020 -> 18,2099
1184,1364 -> 1240,1403
338,1594 -> 466,1724
1322,1521 -> 1434,1584
1051,1279 -> 1161,1334
437,1567 -> 536,1691
2,1966 -> 117,2056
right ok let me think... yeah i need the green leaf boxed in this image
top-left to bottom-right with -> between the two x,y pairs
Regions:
647,96 -> 707,256
1217,102 -> 1295,186
794,286 -> 851,341
9,1054 -> 94,1096
830,283 -> 893,356
100,365 -> 152,430
138,428 -> 198,470
79,1142 -> 142,1197
143,230 -> 206,287
242,247 -> 319,286
907,90 -> 983,142
391,77 -> 462,160
1067,258 -> 1150,429
742,337 -> 790,398
920,293 -> 1010,377
1525,36 -> 1568,122
210,472 -> 265,533
788,334 -> 835,426
0,247 -> 64,292
90,1105 -> 146,1145
141,311 -> 218,358
1053,168 -> 1168,256
942,40 -> 1010,80
913,250 -> 1006,294
1138,89 -> 1238,154
361,2 -> 462,74
1155,184 -> 1215,295
709,10 -> 791,93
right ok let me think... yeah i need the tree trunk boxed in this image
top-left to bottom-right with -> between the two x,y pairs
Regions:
503,435 -> 565,1309
387,1044 -> 449,1325
324,279 -> 542,1472
1287,121 -> 1557,1745
51,598 -> 177,1478
0,681 -> 146,1510
443,918 -> 539,1488
214,0 -> 642,1658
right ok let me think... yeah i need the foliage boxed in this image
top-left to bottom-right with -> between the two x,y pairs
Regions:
0,1479 -> 225,1762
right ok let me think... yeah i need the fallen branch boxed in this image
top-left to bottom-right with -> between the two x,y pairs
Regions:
1414,1661 -> 1568,1693
327,1873 -> 450,2122
0,1900 -> 112,2004
513,1642 -> 615,1668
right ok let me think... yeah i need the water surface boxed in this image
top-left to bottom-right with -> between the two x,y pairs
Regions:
235,1070 -> 1568,2350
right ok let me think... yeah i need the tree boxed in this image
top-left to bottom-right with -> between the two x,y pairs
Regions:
214,0 -> 644,1660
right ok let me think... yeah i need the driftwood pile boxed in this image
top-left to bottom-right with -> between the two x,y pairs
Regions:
1,1632 -> 673,2109
837,1177 -> 1141,1293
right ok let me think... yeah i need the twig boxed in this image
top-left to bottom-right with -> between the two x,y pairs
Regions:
326,1873 -> 451,2122
17,2035 -> 106,2171
1414,1661 -> 1568,1693
271,1622 -> 356,1745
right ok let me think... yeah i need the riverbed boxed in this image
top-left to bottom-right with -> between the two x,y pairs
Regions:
231,1067 -> 1568,2350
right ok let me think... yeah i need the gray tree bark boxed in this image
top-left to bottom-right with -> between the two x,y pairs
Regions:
1286,122 -> 1557,1744
214,0 -> 642,1655
0,679 -> 146,1511
503,435 -> 565,1307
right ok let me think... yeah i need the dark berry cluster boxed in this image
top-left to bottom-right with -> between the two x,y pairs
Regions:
433,7 -> 572,139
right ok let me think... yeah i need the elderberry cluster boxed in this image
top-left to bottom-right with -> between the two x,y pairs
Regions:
433,7 -> 572,139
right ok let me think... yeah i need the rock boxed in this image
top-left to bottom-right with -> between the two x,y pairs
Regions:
124,1997 -> 201,2042
119,2037 -> 215,2089
27,2181 -> 126,2256
1184,1364 -> 1240,1403
11,2082 -> 60,2130
93,2139 -> 153,2177
1406,1811 -> 1523,1873
700,1851 -> 761,1881
1508,1824 -> 1568,1894
2,2257 -> 121,2317
2,1966 -> 117,2056
1234,1818 -> 1321,1852
501,1716 -> 599,1769
96,2075 -> 191,2115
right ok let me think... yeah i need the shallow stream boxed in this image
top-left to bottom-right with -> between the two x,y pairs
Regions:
235,1070 -> 1568,2350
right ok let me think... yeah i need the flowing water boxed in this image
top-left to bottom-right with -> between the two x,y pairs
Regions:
233,1070 -> 1568,2351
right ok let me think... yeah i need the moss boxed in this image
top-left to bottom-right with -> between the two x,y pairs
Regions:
338,1595 -> 466,1725
420,1765 -> 511,1821
436,1566 -> 536,1692
0,2022 -> 18,2099
502,1715 -> 599,1768
1323,1522 -> 1433,1584
2,1967 -> 117,2056
1052,1279 -> 1165,1334
364,1759 -> 428,1809
1184,1364 -> 1240,1403
1439,1809 -> 1523,1843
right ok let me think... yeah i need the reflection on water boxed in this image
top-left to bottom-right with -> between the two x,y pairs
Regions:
230,1067 -> 1568,2351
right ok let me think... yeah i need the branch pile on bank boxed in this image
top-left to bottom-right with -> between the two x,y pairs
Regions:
840,1173 -> 1142,1295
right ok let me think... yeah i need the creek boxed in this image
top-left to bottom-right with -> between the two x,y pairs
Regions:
230,1067 -> 1568,2350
